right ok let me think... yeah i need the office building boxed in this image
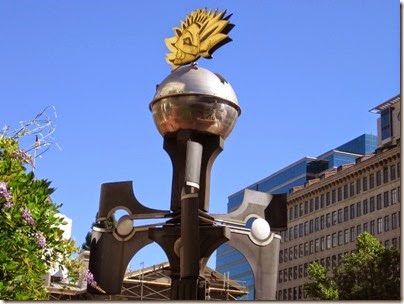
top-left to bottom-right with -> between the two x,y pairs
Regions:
216,95 -> 400,300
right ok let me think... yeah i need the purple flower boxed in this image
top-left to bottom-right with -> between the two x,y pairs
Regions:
36,232 -> 46,248
3,201 -> 13,209
0,182 -> 12,202
21,207 -> 35,225
85,270 -> 98,288
84,270 -> 105,293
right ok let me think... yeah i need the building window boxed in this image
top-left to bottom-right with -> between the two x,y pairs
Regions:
299,203 -> 304,217
326,257 -> 331,270
299,244 -> 303,257
320,215 -> 325,230
299,223 -> 304,237
332,233 -> 337,247
381,107 -> 392,140
294,205 -> 298,218
294,266 -> 297,280
391,189 -> 397,205
384,215 -> 390,232
320,237 -> 325,251
385,239 -> 390,249
363,222 -> 368,232
332,255 -> 337,269
369,173 -> 375,189
392,238 -> 398,248
304,201 -> 309,214
279,271 -> 282,283
289,227 -> 293,241
384,191 -> 389,207
376,194 -> 382,210
289,207 -> 293,221
383,167 -> 389,184
350,227 -> 355,242
370,197 -> 375,212
356,201 -> 362,217
338,208 -> 343,223
304,263 -> 308,277
294,246 -> 298,259
343,184 -> 348,199
320,194 -> 325,208
350,182 -> 355,197
344,207 -> 349,221
356,179 -> 361,194
309,199 -> 314,212
391,164 -> 396,180
309,240 -> 314,254
363,199 -> 368,214
344,229 -> 349,244
398,162 -> 401,178
326,213 -> 331,228
289,247 -> 293,261
332,211 -> 337,225
326,235 -> 331,249
294,225 -> 298,239
315,239 -> 320,252
357,224 -> 362,236
315,217 -> 319,231
363,176 -> 368,191
326,192 -> 331,206
332,190 -> 336,204
350,204 -> 355,219
392,213 -> 398,229
370,220 -> 375,235
376,170 -> 382,186
304,221 -> 309,236
377,218 -> 383,234
338,231 -> 343,245
299,265 -> 303,279
309,219 -> 314,233
337,187 -> 342,201
289,268 -> 292,281
315,197 -> 319,210
284,249 -> 288,262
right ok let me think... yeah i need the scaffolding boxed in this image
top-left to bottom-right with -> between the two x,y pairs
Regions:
47,256 -> 248,300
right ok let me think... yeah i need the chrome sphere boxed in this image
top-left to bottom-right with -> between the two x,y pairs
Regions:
149,65 -> 241,139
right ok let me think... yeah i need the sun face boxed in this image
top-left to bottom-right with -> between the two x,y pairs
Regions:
165,9 -> 234,71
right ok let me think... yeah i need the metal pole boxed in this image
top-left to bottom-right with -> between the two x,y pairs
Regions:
179,140 -> 203,299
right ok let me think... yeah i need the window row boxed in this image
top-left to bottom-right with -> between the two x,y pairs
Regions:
279,212 -> 400,263
282,188 -> 400,242
288,163 -> 400,221
277,285 -> 306,301
278,236 -> 399,287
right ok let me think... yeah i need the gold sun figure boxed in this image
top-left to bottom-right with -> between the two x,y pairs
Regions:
165,9 -> 234,71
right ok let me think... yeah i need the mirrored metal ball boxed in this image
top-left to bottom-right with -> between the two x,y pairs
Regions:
150,65 -> 241,139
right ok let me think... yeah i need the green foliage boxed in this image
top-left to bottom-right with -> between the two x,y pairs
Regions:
305,232 -> 400,300
0,135 -> 80,300
305,262 -> 339,300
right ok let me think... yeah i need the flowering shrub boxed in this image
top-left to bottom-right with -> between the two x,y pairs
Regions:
0,118 -> 79,300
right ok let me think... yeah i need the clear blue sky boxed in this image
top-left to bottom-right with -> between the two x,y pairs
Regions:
1,1 -> 399,269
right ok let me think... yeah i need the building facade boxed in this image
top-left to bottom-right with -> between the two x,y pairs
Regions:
277,94 -> 401,300
216,95 -> 400,300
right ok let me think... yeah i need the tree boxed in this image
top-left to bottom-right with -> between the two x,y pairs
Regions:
305,232 -> 400,300
0,108 -> 80,300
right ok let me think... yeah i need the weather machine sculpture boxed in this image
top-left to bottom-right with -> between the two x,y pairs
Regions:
88,8 -> 287,300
